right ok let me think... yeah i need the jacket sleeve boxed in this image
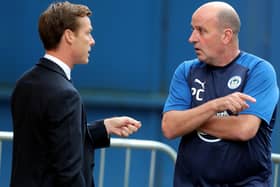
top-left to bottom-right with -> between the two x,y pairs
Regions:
87,120 -> 110,149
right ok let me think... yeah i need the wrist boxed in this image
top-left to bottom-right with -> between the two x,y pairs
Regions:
104,118 -> 112,134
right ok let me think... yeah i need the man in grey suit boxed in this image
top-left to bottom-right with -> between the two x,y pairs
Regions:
10,1 -> 141,187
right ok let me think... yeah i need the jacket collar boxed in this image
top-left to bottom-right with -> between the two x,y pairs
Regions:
37,58 -> 69,81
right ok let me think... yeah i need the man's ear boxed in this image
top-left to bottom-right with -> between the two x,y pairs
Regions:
222,28 -> 233,44
63,29 -> 75,45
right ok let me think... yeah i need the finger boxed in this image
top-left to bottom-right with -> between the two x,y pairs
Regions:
131,121 -> 141,128
121,128 -> 129,137
125,118 -> 142,127
225,95 -> 246,114
110,128 -> 123,137
224,96 -> 239,112
232,96 -> 248,111
121,126 -> 132,136
237,93 -> 256,103
127,124 -> 138,133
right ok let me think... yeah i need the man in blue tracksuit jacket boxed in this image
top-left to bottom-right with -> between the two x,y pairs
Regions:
162,2 -> 279,186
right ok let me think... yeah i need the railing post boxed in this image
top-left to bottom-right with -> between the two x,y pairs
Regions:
274,164 -> 279,187
149,150 -> 156,187
98,148 -> 106,187
0,141 -> 2,174
124,148 -> 131,187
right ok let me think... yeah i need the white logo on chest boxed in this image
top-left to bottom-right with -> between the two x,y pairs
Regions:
228,76 -> 242,89
191,78 -> 205,101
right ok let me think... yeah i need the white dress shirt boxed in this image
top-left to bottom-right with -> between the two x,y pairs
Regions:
44,54 -> 71,80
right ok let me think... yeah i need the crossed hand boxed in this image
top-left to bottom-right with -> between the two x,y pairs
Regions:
214,92 -> 256,114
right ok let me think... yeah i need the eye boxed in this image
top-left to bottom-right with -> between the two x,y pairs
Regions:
197,27 -> 204,33
191,26 -> 206,34
88,28 -> 93,35
190,26 -> 194,32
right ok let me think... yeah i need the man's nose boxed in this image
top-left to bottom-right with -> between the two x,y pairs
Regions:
188,30 -> 197,43
90,37 -> 95,47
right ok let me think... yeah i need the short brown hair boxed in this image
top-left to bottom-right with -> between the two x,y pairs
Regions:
38,1 -> 92,50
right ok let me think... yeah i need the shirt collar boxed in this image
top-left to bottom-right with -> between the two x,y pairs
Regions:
44,54 -> 71,80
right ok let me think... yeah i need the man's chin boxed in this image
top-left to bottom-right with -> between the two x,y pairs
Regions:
79,59 -> 89,64
195,52 -> 203,59
196,55 -> 204,62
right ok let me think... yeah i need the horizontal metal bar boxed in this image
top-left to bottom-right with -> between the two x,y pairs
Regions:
272,153 -> 280,163
110,138 -> 177,163
0,131 -> 13,141
1,131 -> 280,165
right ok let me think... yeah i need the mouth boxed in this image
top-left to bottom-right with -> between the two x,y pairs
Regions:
194,47 -> 200,51
194,48 -> 202,54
